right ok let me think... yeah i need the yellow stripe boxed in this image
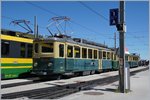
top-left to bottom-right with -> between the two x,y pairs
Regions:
1,58 -> 32,63
1,34 -> 33,43
1,66 -> 32,69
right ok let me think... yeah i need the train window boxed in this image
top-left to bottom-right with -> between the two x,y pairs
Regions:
131,57 -> 133,61
27,44 -> 32,58
67,45 -> 73,57
2,40 -> 10,56
35,43 -> 38,53
111,53 -> 113,60
94,50 -> 97,59
82,48 -> 87,58
59,44 -> 64,57
74,46 -> 80,58
107,52 -> 110,59
103,51 -> 106,59
133,57 -> 137,61
114,55 -> 116,60
99,51 -> 102,59
20,43 -> 26,57
42,43 -> 53,53
88,49 -> 92,59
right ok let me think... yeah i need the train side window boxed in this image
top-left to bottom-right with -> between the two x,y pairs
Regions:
111,53 -> 113,60
59,44 -> 64,57
103,51 -> 106,59
114,54 -> 116,60
107,52 -> 110,59
99,51 -> 102,59
27,44 -> 32,58
35,43 -> 38,53
67,45 -> 73,57
88,49 -> 92,59
74,46 -> 80,58
2,40 -> 10,56
20,43 -> 26,58
82,48 -> 87,58
94,50 -> 97,59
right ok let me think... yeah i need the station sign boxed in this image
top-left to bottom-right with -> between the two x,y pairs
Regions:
110,8 -> 119,26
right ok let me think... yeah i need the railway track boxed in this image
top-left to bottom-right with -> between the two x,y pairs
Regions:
2,67 -> 148,99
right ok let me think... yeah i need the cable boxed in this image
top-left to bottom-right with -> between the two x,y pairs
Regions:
25,1 -> 59,16
25,1 -> 112,38
78,1 -> 109,22
70,20 -> 110,37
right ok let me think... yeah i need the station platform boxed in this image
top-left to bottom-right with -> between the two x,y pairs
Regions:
60,67 -> 150,100
1,67 -> 148,96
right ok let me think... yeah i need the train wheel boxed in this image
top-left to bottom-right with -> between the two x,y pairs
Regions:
81,71 -> 91,76
56,75 -> 62,80
90,70 -> 95,75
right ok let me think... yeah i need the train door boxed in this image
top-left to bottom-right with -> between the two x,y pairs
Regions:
98,50 -> 103,72
65,44 -> 74,72
58,43 -> 66,73
74,46 -> 81,71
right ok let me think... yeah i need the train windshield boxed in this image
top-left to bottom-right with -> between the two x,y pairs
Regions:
41,43 -> 53,53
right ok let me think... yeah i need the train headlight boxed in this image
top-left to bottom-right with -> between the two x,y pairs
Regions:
48,63 -> 52,67
43,72 -> 47,75
34,62 -> 38,67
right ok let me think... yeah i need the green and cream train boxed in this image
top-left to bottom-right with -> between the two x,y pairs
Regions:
1,29 -> 34,79
1,29 -> 140,79
32,35 -> 139,77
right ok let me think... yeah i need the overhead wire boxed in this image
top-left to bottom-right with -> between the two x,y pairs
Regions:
78,1 -> 149,42
78,1 -> 109,22
25,1 -> 59,16
3,1 -> 148,48
78,2 -> 148,39
24,1 -> 113,39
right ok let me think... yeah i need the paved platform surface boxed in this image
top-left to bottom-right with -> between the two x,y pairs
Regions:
1,67 -> 148,95
60,68 -> 150,100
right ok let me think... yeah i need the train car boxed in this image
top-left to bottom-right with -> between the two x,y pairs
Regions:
125,54 -> 140,68
32,34 -> 140,78
32,34 -> 121,78
1,29 -> 34,79
138,60 -> 149,66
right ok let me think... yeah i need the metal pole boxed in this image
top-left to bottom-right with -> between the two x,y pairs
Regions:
37,25 -> 38,38
114,32 -> 116,49
34,16 -> 37,38
119,0 -> 125,93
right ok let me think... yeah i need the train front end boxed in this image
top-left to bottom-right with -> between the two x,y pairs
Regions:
32,39 -> 55,76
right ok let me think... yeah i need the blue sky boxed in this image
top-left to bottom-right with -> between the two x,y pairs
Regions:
1,1 -> 149,59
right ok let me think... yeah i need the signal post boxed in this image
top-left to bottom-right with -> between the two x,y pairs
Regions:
110,0 -> 129,93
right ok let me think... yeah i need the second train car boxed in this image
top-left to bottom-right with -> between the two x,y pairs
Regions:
1,29 -> 34,79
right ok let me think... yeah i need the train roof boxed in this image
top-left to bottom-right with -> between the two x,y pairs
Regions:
34,34 -> 113,51
1,29 -> 35,39
125,53 -> 140,57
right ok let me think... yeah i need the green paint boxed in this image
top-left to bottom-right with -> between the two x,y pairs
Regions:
1,68 -> 31,79
102,60 -> 112,69
33,58 -> 99,74
1,63 -> 32,67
